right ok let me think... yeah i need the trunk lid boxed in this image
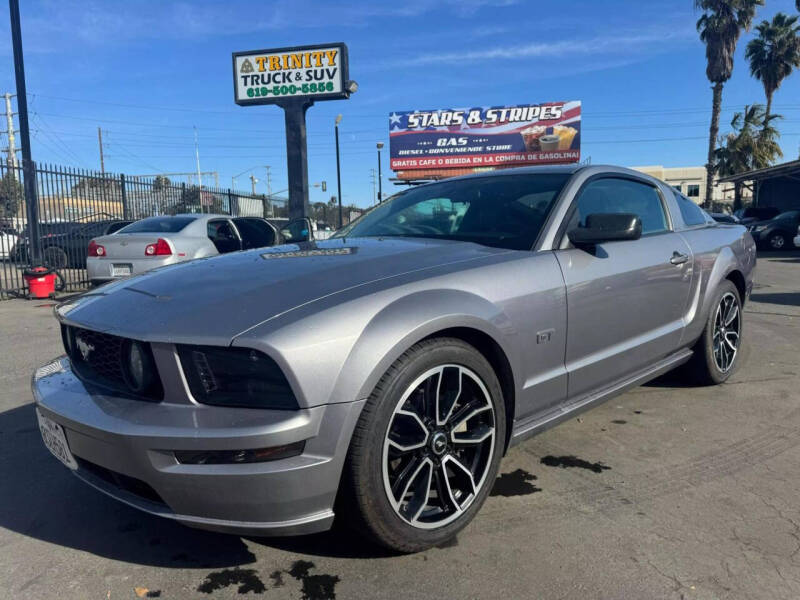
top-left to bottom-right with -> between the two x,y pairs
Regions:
92,233 -> 171,260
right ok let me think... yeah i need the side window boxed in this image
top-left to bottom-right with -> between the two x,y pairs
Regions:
280,219 -> 311,243
233,218 -> 275,249
674,191 -> 708,227
207,219 -> 240,253
570,178 -> 668,236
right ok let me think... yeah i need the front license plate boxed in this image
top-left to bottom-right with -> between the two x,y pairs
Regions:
36,408 -> 78,470
112,264 -> 132,277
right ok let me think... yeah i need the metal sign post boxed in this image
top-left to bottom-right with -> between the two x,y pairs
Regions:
280,98 -> 312,219
232,43 -> 354,221
8,0 -> 40,262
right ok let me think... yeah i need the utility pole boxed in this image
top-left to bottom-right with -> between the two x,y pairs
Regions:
3,93 -> 18,170
193,126 -> 202,188
249,174 -> 258,195
97,126 -> 105,174
376,142 -> 384,202
265,165 -> 272,197
369,169 -> 376,205
335,114 -> 342,228
9,0 -> 40,263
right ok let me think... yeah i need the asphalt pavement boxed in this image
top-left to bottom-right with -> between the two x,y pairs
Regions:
1,250 -> 798,600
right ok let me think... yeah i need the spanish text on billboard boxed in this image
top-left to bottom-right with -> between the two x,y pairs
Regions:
389,101 -> 581,170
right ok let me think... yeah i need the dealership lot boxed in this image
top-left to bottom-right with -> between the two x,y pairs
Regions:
0,250 -> 798,599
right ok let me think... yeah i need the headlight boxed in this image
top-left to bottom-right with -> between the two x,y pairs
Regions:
177,345 -> 298,410
752,225 -> 767,232
122,339 -> 160,396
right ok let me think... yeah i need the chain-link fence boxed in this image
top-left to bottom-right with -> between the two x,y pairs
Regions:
0,158 -> 288,299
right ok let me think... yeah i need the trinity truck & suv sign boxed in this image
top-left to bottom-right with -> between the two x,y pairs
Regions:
232,42 -> 349,105
389,101 -> 581,173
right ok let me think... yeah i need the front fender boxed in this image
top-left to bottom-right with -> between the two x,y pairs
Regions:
334,288 -> 517,404
232,285 -> 516,411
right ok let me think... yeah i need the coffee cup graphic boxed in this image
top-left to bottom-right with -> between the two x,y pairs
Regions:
539,135 -> 560,151
521,125 -> 547,151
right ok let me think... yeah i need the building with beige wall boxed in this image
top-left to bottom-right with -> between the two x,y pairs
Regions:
630,165 -> 738,207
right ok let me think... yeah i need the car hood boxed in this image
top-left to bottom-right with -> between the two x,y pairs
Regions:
57,237 -> 509,344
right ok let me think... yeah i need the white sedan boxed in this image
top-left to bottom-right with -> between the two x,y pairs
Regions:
87,214 -> 311,286
0,228 -> 18,260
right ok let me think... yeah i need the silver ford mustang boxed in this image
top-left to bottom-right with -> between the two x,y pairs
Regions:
33,165 -> 756,552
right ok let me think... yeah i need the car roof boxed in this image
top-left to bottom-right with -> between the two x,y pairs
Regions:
409,164 -> 665,189
170,213 -> 233,220
436,164 -> 584,184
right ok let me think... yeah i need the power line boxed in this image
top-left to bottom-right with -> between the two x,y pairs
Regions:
25,92 -> 800,119
31,113 -> 88,167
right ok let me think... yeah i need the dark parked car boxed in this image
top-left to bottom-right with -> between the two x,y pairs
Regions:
709,212 -> 740,224
747,210 -> 800,250
13,217 -> 132,267
41,219 -> 133,268
734,206 -> 781,225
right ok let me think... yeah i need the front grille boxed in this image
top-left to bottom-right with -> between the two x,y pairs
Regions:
62,324 -> 163,401
70,327 -> 126,385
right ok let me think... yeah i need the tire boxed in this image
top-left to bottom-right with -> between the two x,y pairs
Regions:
686,280 -> 743,385
43,246 -> 68,269
342,337 -> 506,553
767,231 -> 787,251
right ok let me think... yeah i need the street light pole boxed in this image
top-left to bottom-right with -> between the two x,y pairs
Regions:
335,114 -> 343,228
376,142 -> 384,203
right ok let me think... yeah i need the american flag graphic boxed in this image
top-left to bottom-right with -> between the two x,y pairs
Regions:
389,101 -> 581,171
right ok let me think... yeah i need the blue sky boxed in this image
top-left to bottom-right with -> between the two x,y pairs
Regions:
1,0 -> 799,208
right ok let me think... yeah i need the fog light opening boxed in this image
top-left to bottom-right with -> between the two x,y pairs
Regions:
174,441 -> 305,465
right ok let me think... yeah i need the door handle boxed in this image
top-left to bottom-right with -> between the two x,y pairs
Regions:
670,251 -> 689,265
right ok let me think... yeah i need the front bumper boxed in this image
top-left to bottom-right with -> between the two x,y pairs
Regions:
32,356 -> 364,536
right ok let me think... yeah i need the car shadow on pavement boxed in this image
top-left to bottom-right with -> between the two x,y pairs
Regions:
749,292 -> 800,307
246,522 -> 397,559
1,402 -> 394,564
0,403 -> 259,568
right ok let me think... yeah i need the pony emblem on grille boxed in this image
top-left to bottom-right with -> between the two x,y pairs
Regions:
76,335 -> 95,361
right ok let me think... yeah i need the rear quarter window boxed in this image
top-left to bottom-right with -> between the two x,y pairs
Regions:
674,191 -> 708,227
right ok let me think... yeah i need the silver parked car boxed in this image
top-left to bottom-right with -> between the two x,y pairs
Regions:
34,165 -> 756,552
86,213 -> 311,286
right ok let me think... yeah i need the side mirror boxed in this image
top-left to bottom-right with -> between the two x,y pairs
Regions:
567,213 -> 642,247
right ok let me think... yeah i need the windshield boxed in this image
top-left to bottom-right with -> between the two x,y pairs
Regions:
118,216 -> 197,234
332,173 -> 571,250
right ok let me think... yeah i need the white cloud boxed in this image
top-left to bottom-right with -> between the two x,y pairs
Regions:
4,0 -> 521,49
402,27 -> 695,66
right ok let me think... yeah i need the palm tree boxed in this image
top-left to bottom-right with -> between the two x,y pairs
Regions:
715,104 -> 782,209
696,0 -> 763,207
746,13 -> 800,122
